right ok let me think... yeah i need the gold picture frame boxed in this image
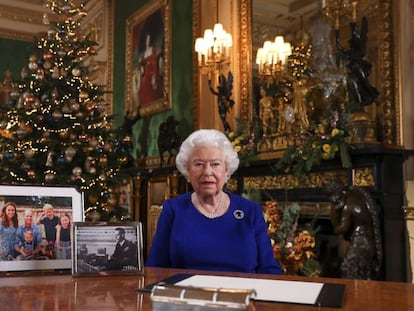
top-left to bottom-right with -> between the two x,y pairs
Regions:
125,0 -> 171,117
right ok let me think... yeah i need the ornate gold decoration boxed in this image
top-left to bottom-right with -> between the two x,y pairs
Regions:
237,0 -> 400,148
243,170 -> 349,190
0,4 -> 47,26
132,174 -> 142,220
192,0 -> 201,129
403,206 -> 414,220
147,204 -> 163,254
239,0 -> 251,126
169,171 -> 179,198
379,0 -> 399,145
226,178 -> 237,192
352,167 -> 375,187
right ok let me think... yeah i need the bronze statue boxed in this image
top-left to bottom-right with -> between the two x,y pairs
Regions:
208,72 -> 235,132
259,87 -> 276,135
335,16 -> 379,110
327,183 -> 382,279
157,116 -> 181,167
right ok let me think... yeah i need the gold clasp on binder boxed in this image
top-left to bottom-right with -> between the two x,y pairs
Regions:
151,283 -> 256,310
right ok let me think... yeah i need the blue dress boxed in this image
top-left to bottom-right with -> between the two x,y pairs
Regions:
146,192 -> 282,274
0,223 -> 17,259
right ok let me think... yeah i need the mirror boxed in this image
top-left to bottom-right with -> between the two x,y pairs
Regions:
192,0 -> 399,146
244,0 -> 400,146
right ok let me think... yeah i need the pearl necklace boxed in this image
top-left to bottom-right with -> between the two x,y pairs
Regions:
192,192 -> 227,219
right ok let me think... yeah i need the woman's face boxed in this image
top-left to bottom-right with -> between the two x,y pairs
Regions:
4,205 -> 16,219
187,145 -> 228,197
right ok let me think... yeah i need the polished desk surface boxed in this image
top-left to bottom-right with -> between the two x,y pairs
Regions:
0,267 -> 413,310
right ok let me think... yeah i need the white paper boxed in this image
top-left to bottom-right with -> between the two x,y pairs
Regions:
176,275 -> 324,305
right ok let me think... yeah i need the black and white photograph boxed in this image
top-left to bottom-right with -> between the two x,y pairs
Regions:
72,222 -> 143,276
0,185 -> 84,272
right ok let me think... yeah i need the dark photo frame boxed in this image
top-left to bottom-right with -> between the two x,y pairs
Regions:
0,185 -> 84,273
72,222 -> 143,276
125,0 -> 171,117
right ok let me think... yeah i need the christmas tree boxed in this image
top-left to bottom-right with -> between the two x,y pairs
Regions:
0,0 -> 138,221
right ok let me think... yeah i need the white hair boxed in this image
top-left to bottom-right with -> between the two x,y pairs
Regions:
175,129 -> 240,180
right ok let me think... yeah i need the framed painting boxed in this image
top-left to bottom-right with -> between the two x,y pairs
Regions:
114,179 -> 134,219
0,185 -> 84,273
72,222 -> 144,276
125,0 -> 171,117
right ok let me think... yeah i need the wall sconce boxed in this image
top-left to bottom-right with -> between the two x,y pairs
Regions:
194,23 -> 233,79
256,36 -> 292,83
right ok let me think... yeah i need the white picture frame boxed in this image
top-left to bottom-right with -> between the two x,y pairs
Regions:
0,185 -> 84,272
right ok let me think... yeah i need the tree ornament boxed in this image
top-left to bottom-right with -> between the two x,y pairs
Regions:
118,156 -> 128,165
65,146 -> 76,158
27,170 -> 36,179
29,54 -> 37,63
45,171 -> 56,182
28,62 -> 38,71
36,69 -> 45,80
46,152 -> 54,167
5,151 -> 14,159
21,162 -> 30,171
107,196 -> 117,207
24,148 -> 35,159
52,66 -> 60,79
59,130 -> 69,139
21,67 -> 28,79
88,137 -> 98,148
56,155 -> 65,164
25,94 -> 36,105
47,28 -> 56,38
52,110 -> 63,119
43,61 -> 52,70
62,104 -> 70,113
72,166 -> 82,176
43,51 -> 53,61
79,90 -> 89,100
50,87 -> 58,99
85,102 -> 95,111
72,67 -> 81,77
99,156 -> 108,167
70,101 -> 80,112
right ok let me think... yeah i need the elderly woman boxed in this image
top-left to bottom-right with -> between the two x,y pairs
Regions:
146,129 -> 282,274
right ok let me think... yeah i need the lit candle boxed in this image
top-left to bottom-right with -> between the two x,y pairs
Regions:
195,38 -> 203,65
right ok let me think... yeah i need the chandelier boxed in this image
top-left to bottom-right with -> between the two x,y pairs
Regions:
256,35 -> 292,83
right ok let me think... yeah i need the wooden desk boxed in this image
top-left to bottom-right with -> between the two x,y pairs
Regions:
0,267 -> 413,310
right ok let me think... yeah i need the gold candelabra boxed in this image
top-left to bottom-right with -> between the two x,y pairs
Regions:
255,36 -> 292,85
194,23 -> 232,79
322,0 -> 361,29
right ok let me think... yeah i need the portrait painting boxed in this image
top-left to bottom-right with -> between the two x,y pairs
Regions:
72,222 -> 143,276
126,0 -> 171,117
0,185 -> 83,273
